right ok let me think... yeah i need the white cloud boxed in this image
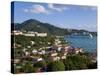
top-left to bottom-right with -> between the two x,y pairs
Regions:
23,4 -> 69,14
31,5 -> 49,14
23,4 -> 49,14
48,4 -> 68,12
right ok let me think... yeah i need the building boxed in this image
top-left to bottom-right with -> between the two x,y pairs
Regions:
75,48 -> 84,54
31,41 -> 35,45
12,30 -> 23,35
50,52 -> 58,57
61,55 -> 66,59
24,33 -> 35,36
31,56 -> 43,62
25,51 -> 30,56
54,39 -> 61,45
50,56 -> 60,61
36,33 -> 47,37
13,43 -> 22,48
24,31 -> 36,36
62,51 -> 68,56
12,30 -> 47,37
32,49 -> 38,54
57,46 -> 62,51
37,58 -> 43,61
13,59 -> 21,64
38,50 -> 46,55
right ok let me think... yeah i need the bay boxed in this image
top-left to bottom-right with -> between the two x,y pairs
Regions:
64,35 -> 97,52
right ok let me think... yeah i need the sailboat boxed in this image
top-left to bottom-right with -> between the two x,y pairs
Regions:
89,33 -> 93,38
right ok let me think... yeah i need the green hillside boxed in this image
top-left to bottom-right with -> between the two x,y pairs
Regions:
12,19 -> 97,36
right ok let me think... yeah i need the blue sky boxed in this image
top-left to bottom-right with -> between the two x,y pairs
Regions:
12,1 -> 97,32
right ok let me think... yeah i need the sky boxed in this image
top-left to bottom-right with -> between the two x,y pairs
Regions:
12,1 -> 97,32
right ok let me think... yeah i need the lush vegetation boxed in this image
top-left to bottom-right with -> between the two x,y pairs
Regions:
64,55 -> 89,70
12,32 -> 97,73
13,54 -> 97,73
14,35 -> 55,49
47,61 -> 65,71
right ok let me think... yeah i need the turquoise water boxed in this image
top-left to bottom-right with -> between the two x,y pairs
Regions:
65,36 -> 97,52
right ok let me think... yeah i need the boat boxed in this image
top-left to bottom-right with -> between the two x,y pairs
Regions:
89,33 -> 93,38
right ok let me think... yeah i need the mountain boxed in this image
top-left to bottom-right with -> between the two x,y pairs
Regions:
13,19 -> 69,36
12,19 -> 97,36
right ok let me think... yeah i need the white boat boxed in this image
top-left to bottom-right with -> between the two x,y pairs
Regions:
89,33 -> 93,38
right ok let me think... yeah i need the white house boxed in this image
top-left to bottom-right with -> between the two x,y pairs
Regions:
13,30 -> 23,35
25,51 -> 30,56
41,50 -> 46,54
38,51 -> 42,55
50,56 -> 60,61
36,33 -> 47,37
13,43 -> 22,48
54,39 -> 61,45
57,47 -> 62,51
63,52 -> 68,56
50,52 -> 58,57
13,59 -> 21,64
31,41 -> 35,45
31,56 -> 43,62
32,49 -> 38,54
37,58 -> 43,61
64,46 -> 71,51
38,50 -> 45,55
27,46 -> 31,48
24,33 -> 35,36
61,55 -> 66,59
75,48 -> 84,54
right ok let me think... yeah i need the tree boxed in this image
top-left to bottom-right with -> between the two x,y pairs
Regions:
87,62 -> 97,69
22,62 -> 34,73
64,55 -> 90,70
64,57 -> 77,70
34,61 -> 46,68
47,61 -> 65,71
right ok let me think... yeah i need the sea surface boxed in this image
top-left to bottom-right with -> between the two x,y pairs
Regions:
64,35 -> 97,52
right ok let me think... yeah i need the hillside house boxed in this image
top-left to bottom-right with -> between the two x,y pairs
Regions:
12,30 -> 23,35
36,33 -> 47,37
